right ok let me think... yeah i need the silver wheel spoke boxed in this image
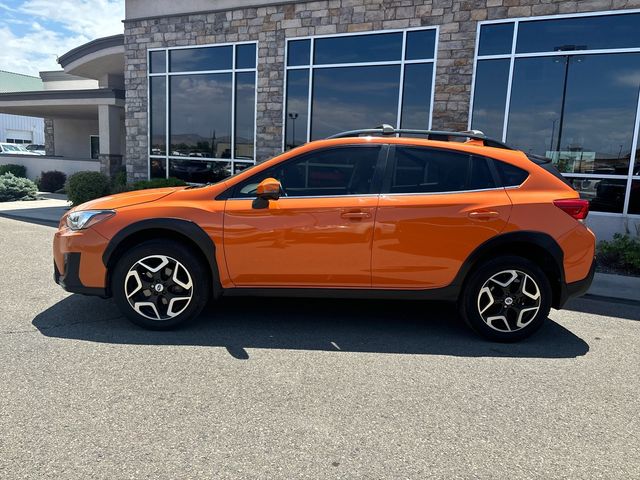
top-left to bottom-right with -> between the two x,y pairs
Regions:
477,269 -> 542,333
124,254 -> 193,322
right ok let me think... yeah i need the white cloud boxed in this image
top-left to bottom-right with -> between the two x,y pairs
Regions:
0,0 -> 124,76
20,0 -> 124,39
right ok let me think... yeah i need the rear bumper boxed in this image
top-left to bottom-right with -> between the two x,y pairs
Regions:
557,256 -> 596,308
54,252 -> 107,297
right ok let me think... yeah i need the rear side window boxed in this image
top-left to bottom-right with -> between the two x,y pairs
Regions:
389,147 -> 496,194
494,160 -> 529,187
232,146 -> 381,198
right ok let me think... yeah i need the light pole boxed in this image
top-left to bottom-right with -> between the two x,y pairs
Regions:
288,112 -> 298,148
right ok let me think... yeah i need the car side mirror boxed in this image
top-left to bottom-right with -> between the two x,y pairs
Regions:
256,177 -> 282,201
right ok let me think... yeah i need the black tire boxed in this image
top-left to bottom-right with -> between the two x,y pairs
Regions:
112,239 -> 211,330
459,256 -> 551,342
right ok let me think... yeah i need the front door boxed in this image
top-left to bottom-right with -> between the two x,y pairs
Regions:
223,145 -> 385,287
372,146 -> 513,289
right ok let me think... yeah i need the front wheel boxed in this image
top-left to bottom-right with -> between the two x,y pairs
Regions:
459,256 -> 552,342
112,240 -> 211,330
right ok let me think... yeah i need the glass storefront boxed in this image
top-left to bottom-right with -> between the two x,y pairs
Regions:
147,42 -> 257,182
284,28 -> 438,149
471,12 -> 640,216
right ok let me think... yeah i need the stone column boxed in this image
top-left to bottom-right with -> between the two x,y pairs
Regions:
98,104 -> 124,177
44,118 -> 55,156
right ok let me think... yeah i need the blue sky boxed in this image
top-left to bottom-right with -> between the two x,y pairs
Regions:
0,0 -> 124,76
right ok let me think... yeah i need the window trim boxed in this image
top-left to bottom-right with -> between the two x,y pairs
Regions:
147,40 -> 259,180
227,144 -> 389,200
381,145 -> 506,196
469,9 -> 640,217
282,27 -> 439,152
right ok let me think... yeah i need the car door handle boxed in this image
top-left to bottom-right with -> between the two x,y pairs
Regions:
341,210 -> 371,219
468,210 -> 500,219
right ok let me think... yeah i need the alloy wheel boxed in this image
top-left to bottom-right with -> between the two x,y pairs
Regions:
476,269 -> 541,333
124,255 -> 193,321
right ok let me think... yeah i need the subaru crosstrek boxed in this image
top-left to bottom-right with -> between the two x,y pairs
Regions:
53,127 -> 596,341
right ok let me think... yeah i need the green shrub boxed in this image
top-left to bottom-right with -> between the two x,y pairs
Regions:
0,173 -> 38,202
0,164 -> 27,178
597,233 -> 640,276
111,169 -> 128,194
131,177 -> 187,190
38,170 -> 67,193
66,171 -> 111,206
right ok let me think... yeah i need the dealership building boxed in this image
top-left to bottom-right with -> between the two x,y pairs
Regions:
2,0 -> 640,238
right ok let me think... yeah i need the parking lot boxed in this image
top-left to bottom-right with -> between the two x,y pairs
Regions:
1,215 -> 639,479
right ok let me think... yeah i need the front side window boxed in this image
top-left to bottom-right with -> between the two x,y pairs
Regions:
388,147 -> 495,194
470,11 -> 640,215
233,146 -> 381,198
148,42 -> 257,182
284,28 -> 438,149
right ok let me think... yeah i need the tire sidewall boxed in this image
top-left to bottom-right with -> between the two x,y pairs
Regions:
461,256 -> 552,342
112,240 -> 210,330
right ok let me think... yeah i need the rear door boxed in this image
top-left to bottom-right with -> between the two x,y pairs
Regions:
223,145 -> 387,287
372,146 -> 512,289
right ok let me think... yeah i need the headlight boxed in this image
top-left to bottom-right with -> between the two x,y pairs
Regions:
66,210 -> 115,231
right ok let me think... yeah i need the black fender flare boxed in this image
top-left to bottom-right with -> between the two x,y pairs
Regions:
102,218 -> 222,297
450,230 -> 565,304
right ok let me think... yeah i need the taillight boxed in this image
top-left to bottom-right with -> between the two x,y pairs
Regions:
553,198 -> 589,220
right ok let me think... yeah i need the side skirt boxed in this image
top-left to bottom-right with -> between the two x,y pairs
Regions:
222,285 -> 460,302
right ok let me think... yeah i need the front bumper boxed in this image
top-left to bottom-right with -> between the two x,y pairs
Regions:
54,252 -> 107,297
557,256 -> 596,308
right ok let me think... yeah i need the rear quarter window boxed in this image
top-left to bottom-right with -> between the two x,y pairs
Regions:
494,160 -> 529,187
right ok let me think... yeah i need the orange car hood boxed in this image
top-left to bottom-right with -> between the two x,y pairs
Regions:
74,187 -> 182,211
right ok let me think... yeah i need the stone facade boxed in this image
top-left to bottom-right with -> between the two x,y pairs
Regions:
44,118 -> 54,156
123,0 -> 638,181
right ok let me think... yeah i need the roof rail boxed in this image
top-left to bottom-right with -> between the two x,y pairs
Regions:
326,124 -> 512,150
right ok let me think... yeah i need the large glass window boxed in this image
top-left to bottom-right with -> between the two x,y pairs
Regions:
233,146 -> 381,198
284,28 -> 437,149
470,59 -> 510,140
148,42 -> 257,181
470,12 -> 640,216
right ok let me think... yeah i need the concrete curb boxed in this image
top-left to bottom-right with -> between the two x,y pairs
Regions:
588,272 -> 640,303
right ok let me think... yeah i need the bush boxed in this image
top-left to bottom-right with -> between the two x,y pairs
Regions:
131,177 -> 187,190
0,164 -> 27,178
66,171 -> 111,206
111,169 -> 128,194
0,173 -> 38,202
38,170 -> 67,193
597,233 -> 640,276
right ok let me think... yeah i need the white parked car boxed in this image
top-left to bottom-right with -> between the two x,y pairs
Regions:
0,143 -> 35,155
25,144 -> 46,155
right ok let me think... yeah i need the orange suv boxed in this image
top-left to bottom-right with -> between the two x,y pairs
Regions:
53,127 -> 595,341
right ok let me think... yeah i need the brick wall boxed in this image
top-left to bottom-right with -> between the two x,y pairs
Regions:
124,0 -> 638,180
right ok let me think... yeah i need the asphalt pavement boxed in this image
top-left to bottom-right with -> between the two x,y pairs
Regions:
0,216 -> 638,479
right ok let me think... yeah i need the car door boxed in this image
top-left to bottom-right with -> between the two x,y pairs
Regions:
223,145 -> 387,288
372,145 -> 512,289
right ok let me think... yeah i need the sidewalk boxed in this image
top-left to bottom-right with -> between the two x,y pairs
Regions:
0,192 -> 69,226
587,272 -> 640,304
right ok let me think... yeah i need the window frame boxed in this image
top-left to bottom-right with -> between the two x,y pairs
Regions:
228,144 -> 390,200
282,27 -> 439,151
381,145 -> 506,196
147,40 -> 259,181
469,9 -> 640,217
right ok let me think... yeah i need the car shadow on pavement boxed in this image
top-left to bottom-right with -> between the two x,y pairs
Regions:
32,294 -> 589,360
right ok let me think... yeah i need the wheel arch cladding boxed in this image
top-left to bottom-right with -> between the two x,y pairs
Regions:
102,218 -> 222,298
456,231 -> 565,309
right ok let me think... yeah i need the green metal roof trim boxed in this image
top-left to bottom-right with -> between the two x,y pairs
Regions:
0,70 -> 43,93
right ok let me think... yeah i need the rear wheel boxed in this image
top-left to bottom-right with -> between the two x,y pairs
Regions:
460,256 -> 551,342
112,240 -> 210,330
